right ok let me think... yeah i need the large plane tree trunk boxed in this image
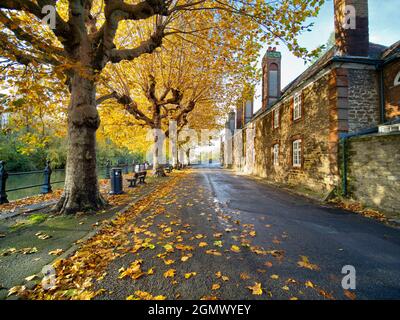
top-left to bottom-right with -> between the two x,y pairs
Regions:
152,111 -> 166,177
55,72 -> 106,214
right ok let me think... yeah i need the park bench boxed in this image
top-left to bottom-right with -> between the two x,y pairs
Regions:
165,164 -> 173,173
126,171 -> 147,188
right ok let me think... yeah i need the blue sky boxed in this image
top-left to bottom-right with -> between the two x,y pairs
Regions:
253,0 -> 399,112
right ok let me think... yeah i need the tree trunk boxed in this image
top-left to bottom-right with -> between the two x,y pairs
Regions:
152,113 -> 166,177
55,72 -> 106,214
186,148 -> 191,165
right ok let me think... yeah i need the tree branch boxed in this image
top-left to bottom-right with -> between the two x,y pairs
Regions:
108,22 -> 165,63
0,0 -> 71,48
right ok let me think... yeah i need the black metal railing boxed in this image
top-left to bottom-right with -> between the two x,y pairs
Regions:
0,160 -> 150,204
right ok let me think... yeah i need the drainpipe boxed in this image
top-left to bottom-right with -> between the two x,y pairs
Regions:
341,137 -> 348,197
379,67 -> 386,124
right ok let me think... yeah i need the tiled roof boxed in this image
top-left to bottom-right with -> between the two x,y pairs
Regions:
251,41 -> 398,121
381,40 -> 400,60
280,42 -> 387,99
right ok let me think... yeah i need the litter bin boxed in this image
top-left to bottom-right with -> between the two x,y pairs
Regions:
109,167 -> 123,195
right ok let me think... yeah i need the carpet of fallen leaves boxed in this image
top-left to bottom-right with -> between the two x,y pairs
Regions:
0,176 -> 149,215
0,190 -> 63,213
328,198 -> 389,223
20,173 -> 183,300
13,170 -> 349,300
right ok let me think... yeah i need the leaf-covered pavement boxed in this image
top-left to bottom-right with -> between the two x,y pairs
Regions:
20,168 -> 400,300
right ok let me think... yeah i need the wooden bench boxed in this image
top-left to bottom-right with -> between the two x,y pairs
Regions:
137,171 -> 147,184
127,171 -> 147,188
165,164 -> 173,173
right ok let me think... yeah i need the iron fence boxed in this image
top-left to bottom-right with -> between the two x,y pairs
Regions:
0,160 -> 147,204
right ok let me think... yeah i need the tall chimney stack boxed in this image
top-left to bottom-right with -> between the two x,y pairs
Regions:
236,102 -> 244,129
334,0 -> 369,57
262,47 -> 282,110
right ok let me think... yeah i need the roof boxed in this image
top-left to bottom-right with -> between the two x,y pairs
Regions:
381,40 -> 400,60
250,41 -> 399,122
280,42 -> 388,99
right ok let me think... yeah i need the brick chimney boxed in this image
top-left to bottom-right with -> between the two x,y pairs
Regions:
334,0 -> 369,57
236,102 -> 244,129
225,111 -> 235,133
244,99 -> 254,124
262,47 -> 282,110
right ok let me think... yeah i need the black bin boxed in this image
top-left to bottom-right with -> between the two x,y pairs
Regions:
109,168 -> 123,195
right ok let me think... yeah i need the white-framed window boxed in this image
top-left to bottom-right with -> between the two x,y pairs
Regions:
293,92 -> 302,120
394,71 -> 400,86
272,144 -> 279,166
292,139 -> 302,167
273,108 -> 279,129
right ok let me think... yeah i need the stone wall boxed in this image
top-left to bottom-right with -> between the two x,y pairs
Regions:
225,63 -> 396,200
251,70 -> 339,195
347,68 -> 380,132
346,133 -> 400,216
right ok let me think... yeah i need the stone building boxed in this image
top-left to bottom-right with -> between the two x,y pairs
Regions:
224,0 -> 400,203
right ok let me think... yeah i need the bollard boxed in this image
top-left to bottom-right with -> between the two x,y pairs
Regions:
0,160 -> 9,204
41,160 -> 52,194
124,164 -> 129,174
109,167 -> 123,195
105,160 -> 111,179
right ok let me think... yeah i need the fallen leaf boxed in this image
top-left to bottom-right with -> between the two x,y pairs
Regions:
270,274 -> 279,280
318,289 -> 335,300
198,242 -> 208,248
127,291 -> 166,300
211,284 -> 221,290
21,247 -> 38,255
213,240 -> 223,247
344,290 -> 356,300
231,245 -> 241,253
147,268 -> 155,275
297,256 -> 320,271
25,275 -> 37,282
305,281 -> 314,288
240,273 -> 250,280
163,244 -> 174,252
215,271 -> 229,281
200,295 -> 218,300
163,259 -> 175,265
206,249 -> 222,256
8,286 -> 26,297
119,260 -> 145,280
164,269 -> 176,278
184,272 -> 197,279
247,282 -> 263,295
282,285 -> 290,291
36,232 -> 51,240
181,254 -> 192,262
264,261 -> 273,268
48,249 -> 63,256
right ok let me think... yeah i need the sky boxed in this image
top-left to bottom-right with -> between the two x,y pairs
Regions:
253,0 -> 399,112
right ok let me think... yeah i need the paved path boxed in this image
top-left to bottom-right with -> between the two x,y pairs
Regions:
95,167 -> 400,300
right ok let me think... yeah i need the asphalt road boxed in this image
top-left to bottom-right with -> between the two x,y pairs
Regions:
95,167 -> 400,300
